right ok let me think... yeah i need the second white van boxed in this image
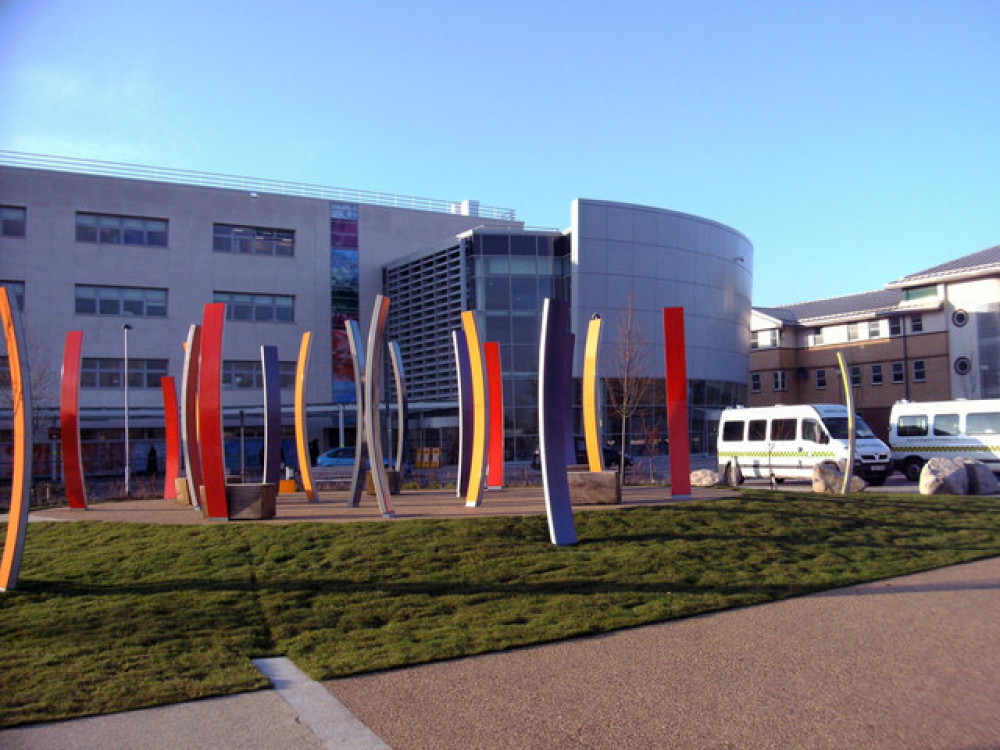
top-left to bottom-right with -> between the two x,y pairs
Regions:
717,404 -> 893,485
889,399 -> 1000,480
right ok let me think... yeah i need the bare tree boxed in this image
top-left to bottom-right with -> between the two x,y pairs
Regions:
606,294 -> 653,484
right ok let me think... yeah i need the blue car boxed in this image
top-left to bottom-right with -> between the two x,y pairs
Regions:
316,446 -> 395,469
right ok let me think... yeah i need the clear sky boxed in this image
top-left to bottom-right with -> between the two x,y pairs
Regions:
1,0 -> 997,307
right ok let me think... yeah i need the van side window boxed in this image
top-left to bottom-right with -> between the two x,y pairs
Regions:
770,419 -> 797,441
802,418 -> 826,443
933,414 -> 960,437
897,415 -> 928,437
747,420 -> 767,441
722,421 -> 744,442
967,412 -> 1000,435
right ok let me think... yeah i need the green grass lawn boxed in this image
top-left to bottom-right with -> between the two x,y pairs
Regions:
3,489 -> 1000,728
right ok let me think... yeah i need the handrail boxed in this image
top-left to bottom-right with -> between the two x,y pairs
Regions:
0,150 -> 518,222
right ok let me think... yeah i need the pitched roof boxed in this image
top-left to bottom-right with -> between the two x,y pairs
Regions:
887,245 -> 1000,287
767,289 -> 903,325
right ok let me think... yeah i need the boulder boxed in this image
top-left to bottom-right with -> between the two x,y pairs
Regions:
568,470 -> 621,505
919,458 -> 969,495
690,469 -> 722,487
811,462 -> 867,493
960,459 -> 1000,495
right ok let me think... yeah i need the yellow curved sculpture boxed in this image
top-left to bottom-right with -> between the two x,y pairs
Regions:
295,332 -> 316,501
1,287 -> 32,591
461,311 -> 488,507
583,315 -> 604,472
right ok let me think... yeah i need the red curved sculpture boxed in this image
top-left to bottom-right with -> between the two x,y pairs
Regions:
198,303 -> 228,520
60,331 -> 88,509
484,341 -> 504,490
161,376 -> 180,499
663,307 -> 691,497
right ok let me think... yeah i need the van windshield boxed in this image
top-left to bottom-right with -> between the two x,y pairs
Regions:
823,416 -> 877,440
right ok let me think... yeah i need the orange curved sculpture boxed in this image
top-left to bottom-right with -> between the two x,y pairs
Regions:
198,303 -> 228,520
583,316 -> 604,473
295,332 -> 317,501
161,376 -> 180,499
1,286 -> 32,591
60,330 -> 88,509
461,311 -> 488,507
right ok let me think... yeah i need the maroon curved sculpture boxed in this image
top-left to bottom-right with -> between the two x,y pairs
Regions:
161,376 -> 180,499
198,303 -> 228,520
60,331 -> 88,509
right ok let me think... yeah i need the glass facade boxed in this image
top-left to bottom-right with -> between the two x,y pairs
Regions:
330,202 -> 360,403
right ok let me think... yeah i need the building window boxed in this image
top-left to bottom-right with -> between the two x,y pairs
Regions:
910,315 -> 923,333
871,364 -> 884,385
847,323 -> 860,341
772,371 -> 787,392
76,212 -> 168,246
913,359 -> 926,382
850,365 -> 862,387
750,373 -> 761,393
213,291 -> 294,322
80,358 -> 168,388
889,317 -> 903,337
1,281 -> 25,310
816,368 -> 827,389
222,360 -> 297,389
1,206 -> 26,237
892,361 -> 905,383
868,320 -> 881,338
751,329 -> 783,350
75,285 -> 167,317
213,224 -> 294,256
805,327 -> 823,347
903,284 -> 938,302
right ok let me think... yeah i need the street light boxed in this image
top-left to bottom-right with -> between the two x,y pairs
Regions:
122,323 -> 132,496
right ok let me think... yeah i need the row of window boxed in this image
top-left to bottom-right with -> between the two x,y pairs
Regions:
752,360 -> 928,393
2,205 -> 297,257
897,412 -> 1000,437
59,284 -> 296,321
753,315 -> 925,350
76,358 -> 296,389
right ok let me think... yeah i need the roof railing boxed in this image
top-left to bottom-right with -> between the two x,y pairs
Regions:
0,150 -> 518,222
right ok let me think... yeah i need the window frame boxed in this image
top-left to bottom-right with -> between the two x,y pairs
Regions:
76,212 -> 168,247
1,205 -> 27,238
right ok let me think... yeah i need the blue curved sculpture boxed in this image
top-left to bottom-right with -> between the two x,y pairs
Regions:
538,298 -> 577,546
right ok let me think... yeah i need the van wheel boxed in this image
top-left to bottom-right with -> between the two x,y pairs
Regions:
903,458 -> 924,482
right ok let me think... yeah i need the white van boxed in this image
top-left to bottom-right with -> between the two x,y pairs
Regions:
717,404 -> 893,485
888,399 -> 1000,481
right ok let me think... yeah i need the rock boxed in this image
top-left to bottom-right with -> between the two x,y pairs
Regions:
690,469 -> 722,487
919,458 -> 969,495
959,459 -> 1000,495
811,462 -> 867,493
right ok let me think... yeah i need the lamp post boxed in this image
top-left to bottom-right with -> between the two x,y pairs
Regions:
123,323 -> 132,496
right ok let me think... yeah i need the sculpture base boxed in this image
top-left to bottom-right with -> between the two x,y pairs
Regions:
366,470 -> 401,496
568,469 -> 621,505
226,483 -> 278,520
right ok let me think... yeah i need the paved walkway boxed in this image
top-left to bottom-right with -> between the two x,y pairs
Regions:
2,481 -> 999,748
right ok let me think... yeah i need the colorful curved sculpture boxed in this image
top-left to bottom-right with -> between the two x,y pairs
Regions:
295,331 -> 317,501
583,315 -> 604,473
180,325 -> 203,509
1,286 -> 32,591
60,330 -> 88,509
539,298 -> 577,546
197,303 -> 228,521
345,320 -> 368,508
261,345 -> 282,487
663,307 -> 691,498
484,341 -> 504,490
452,329 -> 473,499
161,376 -> 180,499
364,296 -> 394,517
460,311 -> 488,508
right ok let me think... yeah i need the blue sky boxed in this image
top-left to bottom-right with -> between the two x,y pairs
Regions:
2,0 -> 997,307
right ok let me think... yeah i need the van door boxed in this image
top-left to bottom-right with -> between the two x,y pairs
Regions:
768,417 -> 803,479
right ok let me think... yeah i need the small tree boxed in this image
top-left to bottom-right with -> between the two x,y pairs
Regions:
607,294 -> 652,484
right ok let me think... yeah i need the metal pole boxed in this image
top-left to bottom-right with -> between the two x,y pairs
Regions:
122,323 -> 132,496
239,409 -> 246,482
